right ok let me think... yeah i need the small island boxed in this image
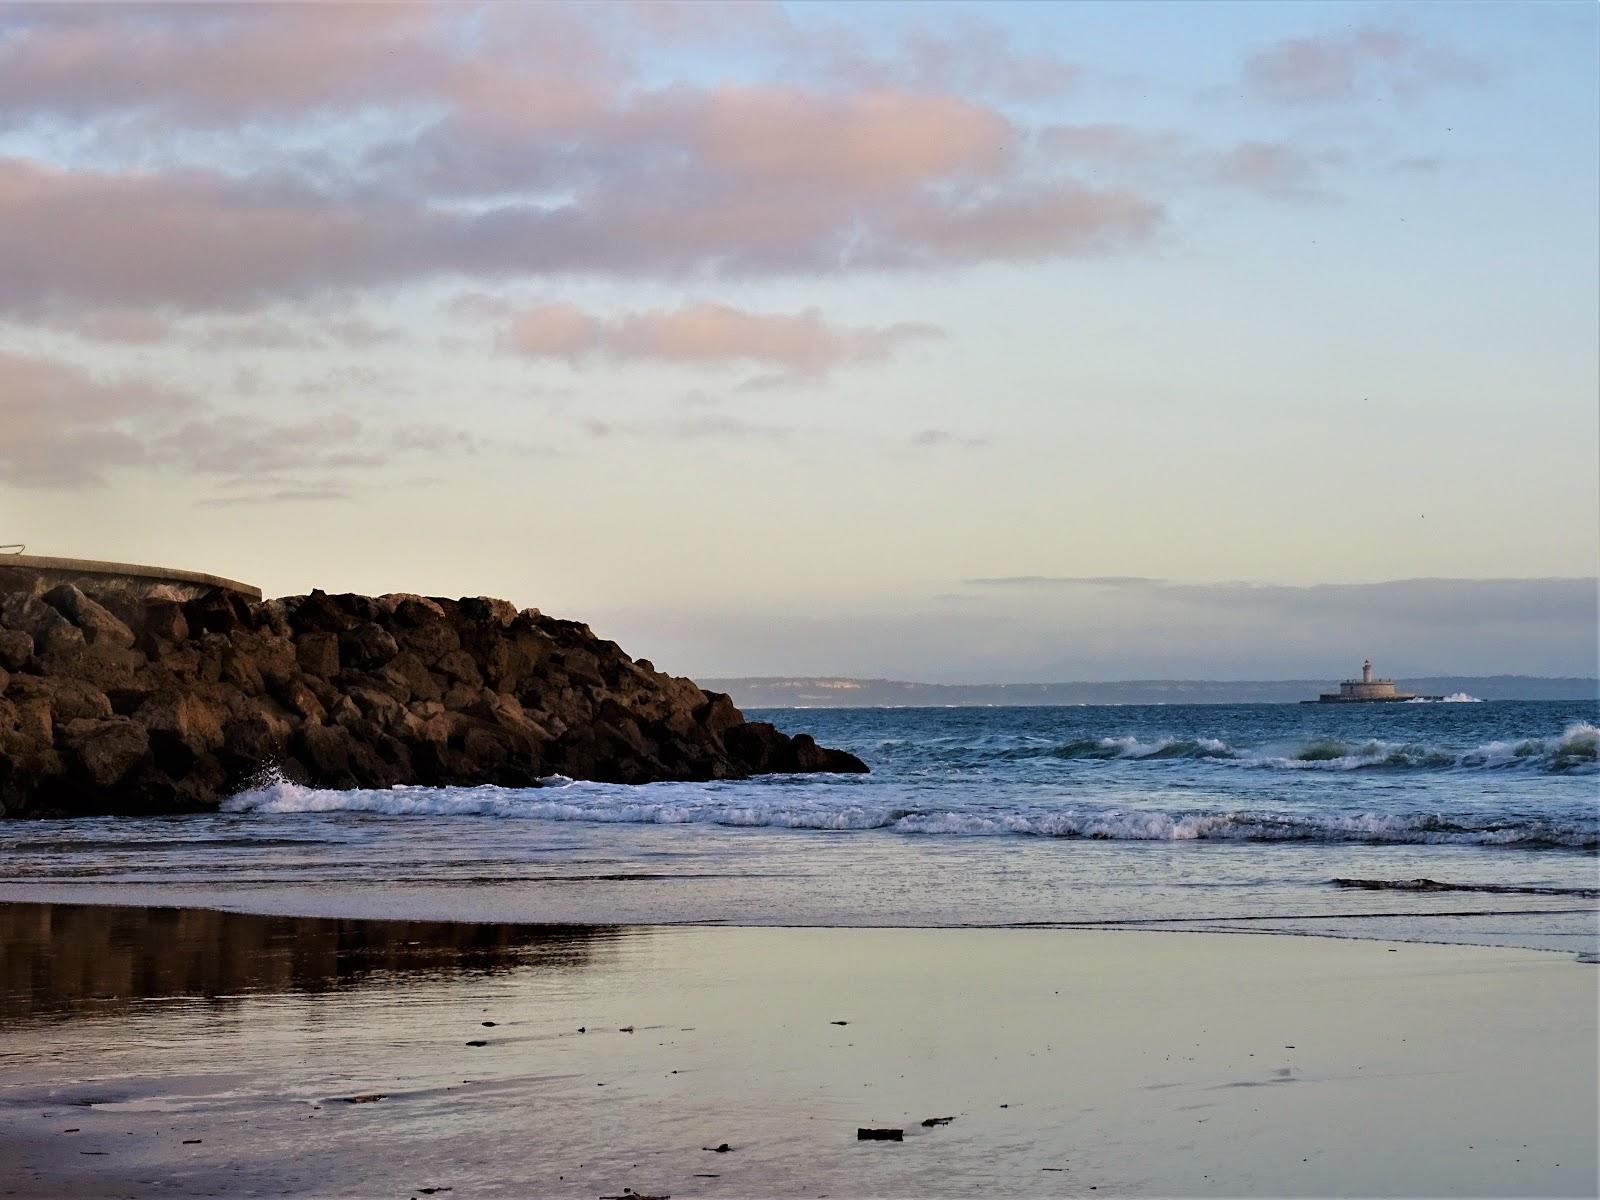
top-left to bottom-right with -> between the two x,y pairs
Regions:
1305,659 -> 1439,704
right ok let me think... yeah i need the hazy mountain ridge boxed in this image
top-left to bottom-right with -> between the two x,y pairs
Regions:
707,676 -> 1600,708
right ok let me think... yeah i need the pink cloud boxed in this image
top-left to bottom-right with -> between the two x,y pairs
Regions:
675,84 -> 1011,191
0,4 -> 463,121
0,150 -> 1158,315
503,302 -> 938,378
0,7 -> 1163,321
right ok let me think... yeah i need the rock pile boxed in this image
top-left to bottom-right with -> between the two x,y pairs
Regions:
0,585 -> 866,817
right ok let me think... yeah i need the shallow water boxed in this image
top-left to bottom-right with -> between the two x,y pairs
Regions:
2,701 -> 1596,951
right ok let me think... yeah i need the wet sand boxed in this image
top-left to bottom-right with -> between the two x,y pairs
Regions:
1,903 -> 1595,1198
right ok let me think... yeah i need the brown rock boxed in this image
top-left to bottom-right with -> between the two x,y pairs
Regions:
0,628 -> 32,671
137,691 -> 226,762
296,632 -> 340,679
42,583 -> 136,649
141,599 -> 190,645
60,717 -> 150,789
44,679 -> 115,723
340,623 -> 399,671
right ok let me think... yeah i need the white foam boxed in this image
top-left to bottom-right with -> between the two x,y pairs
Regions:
221,773 -> 1599,848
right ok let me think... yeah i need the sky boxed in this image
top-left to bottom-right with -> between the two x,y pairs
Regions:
1,0 -> 1595,682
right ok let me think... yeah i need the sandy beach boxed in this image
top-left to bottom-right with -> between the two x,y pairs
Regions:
2,903 -> 1594,1199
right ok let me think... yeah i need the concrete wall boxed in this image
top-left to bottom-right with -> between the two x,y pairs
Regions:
0,554 -> 261,603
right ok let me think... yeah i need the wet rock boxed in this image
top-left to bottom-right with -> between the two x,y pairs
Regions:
857,1128 -> 904,1141
921,1116 -> 955,1127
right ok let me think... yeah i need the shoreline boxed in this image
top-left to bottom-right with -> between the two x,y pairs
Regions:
4,880 -> 1595,959
3,902 -> 1596,1198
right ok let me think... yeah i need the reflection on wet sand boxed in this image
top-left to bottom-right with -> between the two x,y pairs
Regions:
0,913 -> 1593,1198
0,902 -> 621,1023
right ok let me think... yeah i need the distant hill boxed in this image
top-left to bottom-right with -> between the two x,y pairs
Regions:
705,676 -> 1600,708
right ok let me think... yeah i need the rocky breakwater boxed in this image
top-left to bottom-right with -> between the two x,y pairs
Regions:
0,585 -> 866,817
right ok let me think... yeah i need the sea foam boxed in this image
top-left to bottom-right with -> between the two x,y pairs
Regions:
222,772 -> 1599,848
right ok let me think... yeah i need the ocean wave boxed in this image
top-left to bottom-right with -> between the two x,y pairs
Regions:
998,722 -> 1598,773
1406,693 -> 1484,703
222,778 -> 1599,848
1331,877 -> 1600,897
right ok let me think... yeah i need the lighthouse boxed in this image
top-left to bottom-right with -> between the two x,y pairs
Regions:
1362,659 -> 1373,684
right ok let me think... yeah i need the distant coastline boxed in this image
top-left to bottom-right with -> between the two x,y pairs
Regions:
707,675 -> 1600,709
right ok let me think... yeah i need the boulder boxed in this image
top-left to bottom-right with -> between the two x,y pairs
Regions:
60,717 -> 150,790
0,629 -> 33,671
340,623 -> 398,671
42,583 -> 136,649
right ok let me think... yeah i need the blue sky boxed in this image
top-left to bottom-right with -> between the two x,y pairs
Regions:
0,1 -> 1594,680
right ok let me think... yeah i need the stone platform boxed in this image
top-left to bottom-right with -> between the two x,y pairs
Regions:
0,554 -> 261,603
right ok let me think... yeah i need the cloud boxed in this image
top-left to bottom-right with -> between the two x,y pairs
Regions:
966,575 -> 1162,587
502,301 -> 938,379
621,577 -> 1597,679
1040,124 -> 1186,166
0,352 -> 193,486
576,411 -> 794,442
199,486 -> 354,508
961,575 -> 1599,633
651,84 -> 1012,192
909,429 -> 990,449
0,2 -> 1165,319
0,150 -> 1159,316
0,350 -> 486,492
1206,141 -> 1326,198
0,4 -> 504,122
1243,26 -> 1487,107
1043,125 -> 1334,199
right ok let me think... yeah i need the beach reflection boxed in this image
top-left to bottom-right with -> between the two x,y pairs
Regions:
0,902 -> 620,1023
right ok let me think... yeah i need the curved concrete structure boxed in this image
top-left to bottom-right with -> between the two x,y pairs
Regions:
0,553 -> 261,602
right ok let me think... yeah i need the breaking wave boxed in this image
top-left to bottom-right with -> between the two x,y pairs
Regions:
223,775 -> 1599,849
999,722 -> 1598,774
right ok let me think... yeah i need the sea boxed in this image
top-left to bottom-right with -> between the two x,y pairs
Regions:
3,699 -> 1596,954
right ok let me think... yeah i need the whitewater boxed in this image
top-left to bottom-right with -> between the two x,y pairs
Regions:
4,700 -> 1597,952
